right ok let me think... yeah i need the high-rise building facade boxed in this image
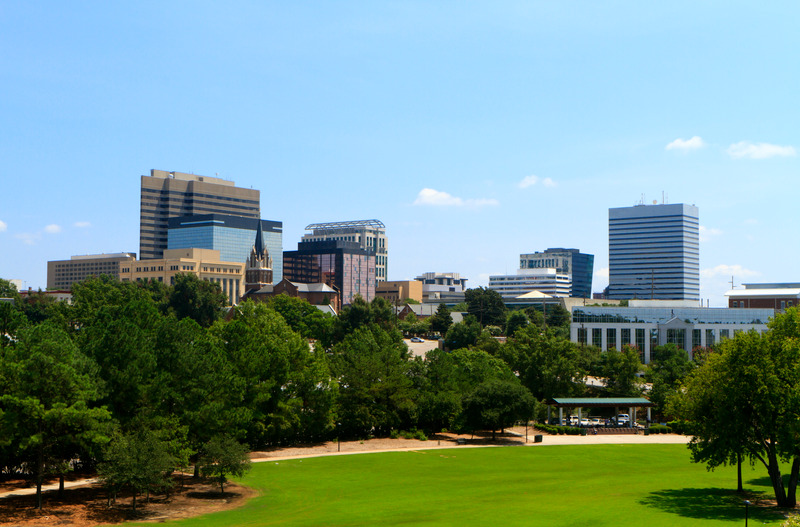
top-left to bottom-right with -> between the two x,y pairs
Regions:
283,240 -> 376,305
519,248 -> 594,298
167,214 -> 282,284
301,220 -> 387,285
608,203 -> 699,301
140,170 -> 260,260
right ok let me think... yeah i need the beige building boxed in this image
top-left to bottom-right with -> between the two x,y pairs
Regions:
48,253 -> 137,290
119,248 -> 245,305
376,280 -> 423,304
140,169 -> 260,260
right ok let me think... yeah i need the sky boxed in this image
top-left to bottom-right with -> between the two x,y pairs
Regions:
1,2 -> 798,306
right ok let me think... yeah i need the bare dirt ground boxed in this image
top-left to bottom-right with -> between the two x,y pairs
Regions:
0,429 -> 687,526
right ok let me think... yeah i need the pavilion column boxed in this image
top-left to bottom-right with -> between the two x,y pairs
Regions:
559,408 -> 563,426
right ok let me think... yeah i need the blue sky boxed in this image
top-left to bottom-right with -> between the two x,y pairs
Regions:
2,2 -> 798,306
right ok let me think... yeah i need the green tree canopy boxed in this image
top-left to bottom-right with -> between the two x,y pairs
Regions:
428,303 -> 453,335
464,287 -> 506,327
670,310 -> 800,507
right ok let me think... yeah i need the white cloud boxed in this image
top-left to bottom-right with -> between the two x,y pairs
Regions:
44,224 -> 62,234
699,225 -> 722,242
595,267 -> 609,279
0,220 -> 6,232
15,233 -> 39,245
727,141 -> 796,159
413,188 -> 498,207
700,264 -> 760,280
74,221 -> 91,228
665,136 -> 705,151
518,175 -> 557,189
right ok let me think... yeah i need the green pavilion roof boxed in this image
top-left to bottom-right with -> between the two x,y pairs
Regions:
547,397 -> 654,408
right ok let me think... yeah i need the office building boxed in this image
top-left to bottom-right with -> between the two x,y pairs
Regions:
519,248 -> 594,298
488,269 -> 572,300
48,253 -> 137,290
168,214 -> 282,283
119,248 -> 245,306
416,272 -> 468,303
283,240 -> 376,305
725,283 -> 800,312
301,220 -> 387,286
570,303 -> 772,363
376,280 -> 423,304
140,169 -> 260,260
608,203 -> 699,301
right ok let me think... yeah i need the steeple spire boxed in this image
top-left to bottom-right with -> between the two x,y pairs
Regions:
245,220 -> 273,291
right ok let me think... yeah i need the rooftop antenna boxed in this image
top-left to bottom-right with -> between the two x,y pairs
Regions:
730,275 -> 735,290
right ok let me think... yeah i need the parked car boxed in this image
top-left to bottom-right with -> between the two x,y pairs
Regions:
590,418 -> 602,427
410,337 -> 424,343
617,413 -> 630,427
580,418 -> 590,427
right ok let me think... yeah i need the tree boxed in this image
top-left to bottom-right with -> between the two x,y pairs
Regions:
0,323 -> 111,509
444,316 -> 481,351
0,300 -> 26,348
645,344 -> 694,419
198,435 -> 251,494
463,379 -> 535,439
168,273 -> 227,327
330,324 -> 415,438
464,287 -> 506,327
600,345 -> 643,397
98,430 -> 176,511
428,303 -> 453,335
503,326 -> 586,400
671,309 -> 800,507
504,310 -> 529,337
267,294 -> 334,342
0,278 -> 21,302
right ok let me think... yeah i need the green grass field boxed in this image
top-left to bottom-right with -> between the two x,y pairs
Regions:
130,444 -> 790,526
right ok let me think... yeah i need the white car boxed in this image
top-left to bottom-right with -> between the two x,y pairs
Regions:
590,418 -> 601,427
617,414 -> 630,427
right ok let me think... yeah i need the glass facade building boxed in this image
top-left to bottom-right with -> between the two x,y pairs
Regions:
608,203 -> 699,301
140,170 -> 260,260
168,214 -> 282,284
283,240 -> 376,305
570,305 -> 772,363
519,248 -> 594,298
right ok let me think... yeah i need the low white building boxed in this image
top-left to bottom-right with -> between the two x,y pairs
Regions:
488,268 -> 571,300
570,304 -> 773,364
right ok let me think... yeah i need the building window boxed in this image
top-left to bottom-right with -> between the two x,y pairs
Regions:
706,329 -> 715,347
692,329 -> 701,349
635,328 -> 645,351
577,327 -> 587,345
621,328 -> 631,348
732,301 -> 738,307
606,328 -> 616,351
720,329 -> 730,340
592,328 -> 602,348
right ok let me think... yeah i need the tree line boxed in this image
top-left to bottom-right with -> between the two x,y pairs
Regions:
6,277 -> 773,509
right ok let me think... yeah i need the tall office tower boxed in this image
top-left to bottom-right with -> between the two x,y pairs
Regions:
519,248 -> 594,298
168,214 -> 283,283
608,203 -> 699,301
301,220 -> 387,286
140,169 -> 260,260
283,240 -> 376,305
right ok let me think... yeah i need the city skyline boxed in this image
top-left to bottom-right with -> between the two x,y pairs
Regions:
2,3 -> 799,306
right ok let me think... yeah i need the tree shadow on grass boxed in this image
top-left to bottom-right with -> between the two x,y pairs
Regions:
639,487 -> 785,523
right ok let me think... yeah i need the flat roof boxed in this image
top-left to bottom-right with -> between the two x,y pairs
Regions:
725,288 -> 800,297
548,397 -> 654,408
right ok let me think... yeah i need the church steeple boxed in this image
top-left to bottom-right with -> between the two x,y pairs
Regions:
245,221 -> 273,291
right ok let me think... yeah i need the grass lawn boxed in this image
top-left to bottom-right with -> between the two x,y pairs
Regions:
129,444 -> 791,526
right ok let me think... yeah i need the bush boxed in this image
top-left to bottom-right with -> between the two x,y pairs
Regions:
666,420 -> 690,435
649,424 -> 672,434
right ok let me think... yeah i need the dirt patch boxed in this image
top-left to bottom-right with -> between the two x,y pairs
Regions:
0,477 -> 257,527
250,431 -> 529,460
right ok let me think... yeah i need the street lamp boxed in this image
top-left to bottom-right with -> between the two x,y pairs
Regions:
743,499 -> 751,527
